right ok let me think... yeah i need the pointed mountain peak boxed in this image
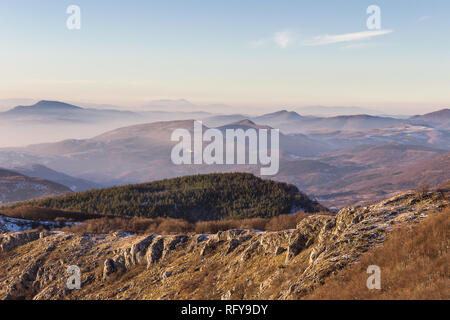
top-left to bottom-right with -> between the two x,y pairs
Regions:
32,100 -> 83,110
257,109 -> 303,120
232,119 -> 257,126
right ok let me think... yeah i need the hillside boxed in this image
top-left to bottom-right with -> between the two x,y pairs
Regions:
0,169 -> 71,204
1,109 -> 449,210
320,143 -> 446,169
306,152 -> 450,208
11,164 -> 101,191
217,119 -> 331,157
0,119 -> 331,185
411,108 -> 450,129
305,205 -> 449,299
252,110 -> 304,127
0,187 -> 447,300
10,173 -> 324,221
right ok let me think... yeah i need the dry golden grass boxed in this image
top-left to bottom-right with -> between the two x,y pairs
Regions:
304,206 -> 450,300
60,211 -> 333,235
1,204 -> 333,235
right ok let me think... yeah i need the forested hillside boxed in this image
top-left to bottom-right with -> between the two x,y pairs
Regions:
11,173 -> 324,221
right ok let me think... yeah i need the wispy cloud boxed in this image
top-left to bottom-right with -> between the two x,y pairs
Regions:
304,30 -> 393,46
250,30 -> 293,49
274,31 -> 293,48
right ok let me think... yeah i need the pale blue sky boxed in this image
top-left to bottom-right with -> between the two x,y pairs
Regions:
0,0 -> 449,113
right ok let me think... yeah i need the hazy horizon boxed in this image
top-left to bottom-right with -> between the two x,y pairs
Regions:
1,0 -> 449,115
0,97 -> 447,117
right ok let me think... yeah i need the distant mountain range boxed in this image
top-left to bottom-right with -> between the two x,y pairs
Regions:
2,100 -> 449,133
253,110 -> 304,123
257,111 -> 406,133
295,106 -> 381,116
204,109 -> 450,133
0,100 -> 139,123
0,100 -> 449,208
0,119 -> 332,185
0,100 -> 215,147
0,113 -> 449,208
140,99 -> 400,117
0,100 -> 216,127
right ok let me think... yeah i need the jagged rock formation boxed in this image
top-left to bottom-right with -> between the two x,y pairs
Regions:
0,230 -> 45,252
0,190 -> 448,300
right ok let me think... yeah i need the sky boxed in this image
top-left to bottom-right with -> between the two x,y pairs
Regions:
0,0 -> 449,114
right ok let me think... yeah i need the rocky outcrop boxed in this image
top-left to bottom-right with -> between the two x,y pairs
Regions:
0,230 -> 46,252
124,235 -> 155,268
4,261 -> 41,299
103,256 -> 125,280
285,215 -> 333,263
0,190 -> 447,300
146,237 -> 165,266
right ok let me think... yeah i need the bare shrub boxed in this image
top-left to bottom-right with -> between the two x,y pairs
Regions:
416,184 -> 430,199
61,212 -> 331,235
156,218 -> 192,234
265,212 -> 308,231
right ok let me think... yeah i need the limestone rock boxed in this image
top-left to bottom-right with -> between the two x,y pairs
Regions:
146,237 -> 165,267
240,241 -> 260,262
200,238 -> 219,256
103,255 -> 125,280
124,235 -> 155,268
0,231 -> 42,252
